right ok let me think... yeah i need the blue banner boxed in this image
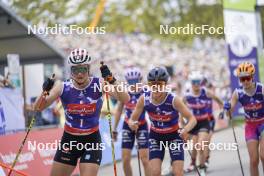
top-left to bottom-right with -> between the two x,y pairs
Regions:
0,88 -> 25,134
228,46 -> 260,116
224,10 -> 262,116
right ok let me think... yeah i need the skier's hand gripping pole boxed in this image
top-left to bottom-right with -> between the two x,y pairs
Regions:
100,62 -> 118,176
7,74 -> 55,176
223,101 -> 245,176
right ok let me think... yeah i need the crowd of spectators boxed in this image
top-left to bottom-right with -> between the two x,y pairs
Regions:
48,32 -> 231,100
0,32 -> 231,132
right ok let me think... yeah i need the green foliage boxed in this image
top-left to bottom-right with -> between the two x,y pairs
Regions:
8,0 -> 225,42
10,0 -> 96,26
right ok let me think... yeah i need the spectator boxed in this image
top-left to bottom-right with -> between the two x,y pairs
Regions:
27,97 -> 59,127
0,74 -> 14,89
46,32 -> 228,100
41,101 -> 60,126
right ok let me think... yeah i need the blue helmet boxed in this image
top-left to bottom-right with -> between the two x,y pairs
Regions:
147,67 -> 169,82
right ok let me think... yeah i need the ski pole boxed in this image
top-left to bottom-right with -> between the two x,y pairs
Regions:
186,145 -> 201,176
105,91 -> 118,176
181,128 -> 201,176
8,74 -> 55,176
100,61 -> 117,175
135,124 -> 142,176
227,110 -> 245,176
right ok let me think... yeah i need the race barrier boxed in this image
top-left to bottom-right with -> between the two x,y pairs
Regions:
0,114 -> 226,175
0,88 -> 25,135
0,117 -> 128,176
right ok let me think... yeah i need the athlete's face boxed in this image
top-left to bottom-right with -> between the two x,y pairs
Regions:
239,75 -> 253,89
148,81 -> 167,99
152,91 -> 166,99
191,79 -> 201,92
71,65 -> 89,84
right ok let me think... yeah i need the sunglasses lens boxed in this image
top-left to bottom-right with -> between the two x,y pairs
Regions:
127,79 -> 140,85
71,67 -> 88,74
191,80 -> 201,85
148,81 -> 165,86
240,76 -> 252,82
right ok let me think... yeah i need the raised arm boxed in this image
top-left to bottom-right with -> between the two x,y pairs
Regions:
100,62 -> 130,104
103,81 -> 130,104
33,80 -> 62,111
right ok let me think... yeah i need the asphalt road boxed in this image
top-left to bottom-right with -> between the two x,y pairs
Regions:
98,125 -> 263,176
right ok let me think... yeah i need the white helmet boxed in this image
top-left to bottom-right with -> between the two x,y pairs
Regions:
67,48 -> 91,66
189,71 -> 203,81
125,67 -> 142,81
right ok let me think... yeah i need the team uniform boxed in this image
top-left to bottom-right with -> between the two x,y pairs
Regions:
54,77 -> 103,166
122,90 -> 149,149
235,82 -> 264,141
184,88 -> 210,135
144,91 -> 184,161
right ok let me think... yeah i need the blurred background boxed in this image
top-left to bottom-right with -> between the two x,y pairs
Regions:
0,0 -> 235,131
0,0 -> 264,175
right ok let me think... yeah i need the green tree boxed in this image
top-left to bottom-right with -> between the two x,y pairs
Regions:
10,0 -> 224,42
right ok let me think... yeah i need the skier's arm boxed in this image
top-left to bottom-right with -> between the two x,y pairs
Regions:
173,96 -> 197,133
179,97 -> 187,128
229,90 -> 239,114
33,80 -> 62,111
206,90 -> 223,109
99,62 -> 130,104
103,81 -> 130,104
128,95 -> 144,131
